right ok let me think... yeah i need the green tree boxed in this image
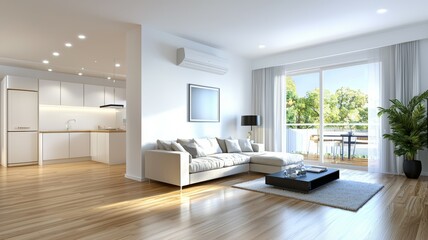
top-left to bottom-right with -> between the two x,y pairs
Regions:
286,78 -> 368,130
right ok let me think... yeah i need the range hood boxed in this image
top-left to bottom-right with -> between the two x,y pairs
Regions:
100,104 -> 124,109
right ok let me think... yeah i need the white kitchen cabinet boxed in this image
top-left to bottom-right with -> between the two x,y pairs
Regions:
61,82 -> 83,106
8,132 -> 38,164
104,87 -> 115,105
70,132 -> 90,158
84,84 -> 105,107
97,133 -> 108,164
90,133 -> 98,161
8,90 -> 38,131
42,133 -> 69,160
91,132 -> 125,165
114,88 -> 126,106
5,76 -> 38,91
39,80 -> 60,105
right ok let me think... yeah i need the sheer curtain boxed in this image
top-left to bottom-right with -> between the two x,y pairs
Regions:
252,66 -> 286,152
369,41 -> 420,174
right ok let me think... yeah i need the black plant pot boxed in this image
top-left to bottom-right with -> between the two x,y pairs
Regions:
403,159 -> 422,179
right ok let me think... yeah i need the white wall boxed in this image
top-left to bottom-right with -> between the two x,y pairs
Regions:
125,26 -> 143,181
39,106 -> 118,131
253,21 -> 428,70
129,27 -> 251,180
419,39 -> 428,175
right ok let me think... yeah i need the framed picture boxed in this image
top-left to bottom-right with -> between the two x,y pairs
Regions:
189,84 -> 220,122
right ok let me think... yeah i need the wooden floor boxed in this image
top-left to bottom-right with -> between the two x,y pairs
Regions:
1,161 -> 427,240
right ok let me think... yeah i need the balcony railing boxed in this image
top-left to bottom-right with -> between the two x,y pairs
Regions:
286,123 -> 368,165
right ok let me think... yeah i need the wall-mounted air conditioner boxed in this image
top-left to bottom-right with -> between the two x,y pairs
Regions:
177,48 -> 228,75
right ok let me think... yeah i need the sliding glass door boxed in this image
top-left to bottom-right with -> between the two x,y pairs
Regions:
286,63 -> 370,166
286,72 -> 321,162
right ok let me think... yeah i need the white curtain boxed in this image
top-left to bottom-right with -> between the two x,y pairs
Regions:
369,41 -> 420,174
252,66 -> 286,152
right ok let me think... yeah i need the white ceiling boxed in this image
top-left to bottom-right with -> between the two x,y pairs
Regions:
1,0 -> 428,80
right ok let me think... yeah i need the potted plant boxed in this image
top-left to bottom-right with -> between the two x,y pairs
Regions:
378,90 -> 428,179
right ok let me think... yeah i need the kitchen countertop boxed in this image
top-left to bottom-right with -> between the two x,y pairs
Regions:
39,129 -> 126,133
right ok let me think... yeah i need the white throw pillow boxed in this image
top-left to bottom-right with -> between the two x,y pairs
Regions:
225,139 -> 242,153
194,138 -> 222,155
238,139 -> 254,152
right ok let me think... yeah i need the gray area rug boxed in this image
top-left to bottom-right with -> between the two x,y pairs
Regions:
233,178 -> 383,211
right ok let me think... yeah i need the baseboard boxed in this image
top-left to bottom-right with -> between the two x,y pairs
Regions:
421,171 -> 428,176
125,174 -> 144,182
42,157 -> 91,165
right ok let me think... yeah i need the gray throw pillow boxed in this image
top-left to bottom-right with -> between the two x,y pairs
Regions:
225,139 -> 242,153
182,142 -> 207,158
238,139 -> 254,152
171,142 -> 186,152
216,137 -> 231,153
177,138 -> 194,146
156,140 -> 173,151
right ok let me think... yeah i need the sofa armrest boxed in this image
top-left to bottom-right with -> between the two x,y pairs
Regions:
251,143 -> 265,152
145,150 -> 190,187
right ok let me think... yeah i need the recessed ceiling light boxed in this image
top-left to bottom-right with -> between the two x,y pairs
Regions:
48,69 -> 53,72
65,43 -> 72,47
78,72 -> 83,76
115,63 -> 121,67
258,44 -> 266,49
78,34 -> 86,39
377,8 -> 388,14
81,67 -> 85,70
107,77 -> 111,80
42,60 -> 49,64
52,52 -> 60,57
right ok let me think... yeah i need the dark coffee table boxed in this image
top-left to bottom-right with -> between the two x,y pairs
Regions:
265,168 -> 339,193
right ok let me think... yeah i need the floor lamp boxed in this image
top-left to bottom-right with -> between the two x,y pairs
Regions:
241,115 -> 260,141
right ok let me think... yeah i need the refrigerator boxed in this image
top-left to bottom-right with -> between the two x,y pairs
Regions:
1,76 -> 39,166
7,90 -> 38,165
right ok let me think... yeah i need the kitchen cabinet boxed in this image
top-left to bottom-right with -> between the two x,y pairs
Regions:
70,133 -> 90,158
39,80 -> 60,105
91,132 -> 125,165
42,133 -> 69,160
114,88 -> 126,106
5,75 -> 38,91
61,82 -> 83,106
8,132 -> 38,164
84,84 -> 105,107
41,132 -> 91,161
8,90 -> 38,131
104,87 -> 115,105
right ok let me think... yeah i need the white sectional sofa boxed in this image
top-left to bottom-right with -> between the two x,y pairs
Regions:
145,138 -> 304,189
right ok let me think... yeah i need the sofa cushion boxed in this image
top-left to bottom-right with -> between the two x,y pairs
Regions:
238,139 -> 253,152
210,153 -> 251,167
248,152 -> 304,166
225,139 -> 242,153
194,138 -> 222,155
182,142 -> 207,158
189,156 -> 225,173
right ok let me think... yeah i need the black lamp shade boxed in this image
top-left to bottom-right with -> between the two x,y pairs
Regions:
241,115 -> 260,126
